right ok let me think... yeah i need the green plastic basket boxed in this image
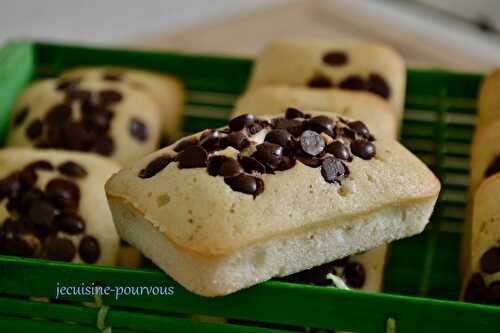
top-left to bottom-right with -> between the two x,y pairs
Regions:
0,41 -> 498,333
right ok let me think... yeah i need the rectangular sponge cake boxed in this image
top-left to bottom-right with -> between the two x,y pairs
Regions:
105,111 -> 439,296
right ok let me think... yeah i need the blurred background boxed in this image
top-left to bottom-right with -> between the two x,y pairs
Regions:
1,0 -> 500,71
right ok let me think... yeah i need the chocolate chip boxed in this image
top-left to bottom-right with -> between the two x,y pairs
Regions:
79,235 -> 100,263
321,157 -> 349,184
351,140 -> 376,160
207,155 -> 228,176
56,79 -> 79,91
247,122 -> 263,135
58,161 -> 87,178
3,237 -> 35,257
238,156 -> 266,174
13,107 -> 29,127
254,143 -> 283,171
300,130 -> 325,156
265,129 -> 293,147
348,121 -> 370,138
46,104 -> 72,125
339,76 -> 366,91
485,156 -> 500,178
224,174 -> 264,197
308,116 -> 334,135
46,237 -> 75,262
285,107 -> 305,119
65,89 -> 91,103
339,127 -> 355,140
59,121 -> 94,151
464,273 -> 487,303
484,281 -> 500,305
223,132 -> 249,150
326,141 -> 351,161
276,155 -> 296,171
307,74 -> 333,88
272,118 -> 303,137
344,262 -> 365,288
91,135 -> 114,156
199,130 -> 224,152
297,155 -> 323,168
480,247 -> 500,274
0,174 -> 22,199
28,200 -> 57,227
45,178 -> 80,211
218,158 -> 243,178
176,146 -> 208,169
367,73 -> 391,99
174,136 -> 199,152
26,119 -> 44,140
55,213 -> 85,235
25,160 -> 53,172
98,89 -> 123,107
19,168 -> 37,188
103,73 -> 122,81
129,118 -> 149,142
229,114 -> 256,131
323,51 -> 348,66
139,155 -> 172,179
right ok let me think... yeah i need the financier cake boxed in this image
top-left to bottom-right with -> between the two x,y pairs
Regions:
0,148 -> 120,265
105,110 -> 440,296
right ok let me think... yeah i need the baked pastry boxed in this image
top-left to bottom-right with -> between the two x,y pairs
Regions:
247,39 -> 406,125
60,66 -> 184,141
105,111 -> 439,296
0,148 -> 120,265
477,70 -> 500,126
462,174 -> 500,305
233,86 -> 397,138
7,77 -> 162,165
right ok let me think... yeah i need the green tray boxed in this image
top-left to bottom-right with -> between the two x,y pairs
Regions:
0,41 -> 498,333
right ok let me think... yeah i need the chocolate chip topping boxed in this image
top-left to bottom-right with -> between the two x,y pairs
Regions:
229,113 -> 256,131
326,141 -> 351,161
176,146 -> 208,169
26,119 -> 44,139
272,118 -> 303,137
103,73 -> 122,81
207,155 -> 228,176
174,136 -> 198,152
0,174 -> 22,199
348,121 -> 370,138
91,135 -> 114,156
297,155 -> 323,168
58,161 -> 87,178
199,130 -> 225,152
13,107 -> 29,127
218,158 -> 243,178
265,129 -> 293,148
307,74 -> 333,88
485,281 -> 500,305
56,79 -> 79,92
321,157 -> 349,184
238,156 -> 266,174
98,89 -> 123,107
55,213 -> 85,234
224,174 -> 264,197
25,160 -> 54,172
129,118 -> 149,142
79,235 -> 100,264
300,130 -> 325,156
308,115 -> 334,135
45,178 -> 80,211
46,104 -> 72,125
223,132 -> 250,150
138,155 -> 172,178
480,247 -> 500,274
368,74 -> 391,99
46,237 -> 76,262
350,140 -> 376,160
323,51 -> 348,66
344,262 -> 366,288
285,107 -> 305,119
254,143 -> 283,171
28,200 -> 57,227
464,273 -> 487,303
485,156 -> 500,178
339,76 -> 366,91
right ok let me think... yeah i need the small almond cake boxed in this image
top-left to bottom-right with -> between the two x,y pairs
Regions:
247,39 -> 406,125
7,77 -> 162,165
0,148 -> 120,265
106,110 -> 440,296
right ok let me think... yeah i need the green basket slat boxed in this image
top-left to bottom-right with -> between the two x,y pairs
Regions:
0,40 -> 497,332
